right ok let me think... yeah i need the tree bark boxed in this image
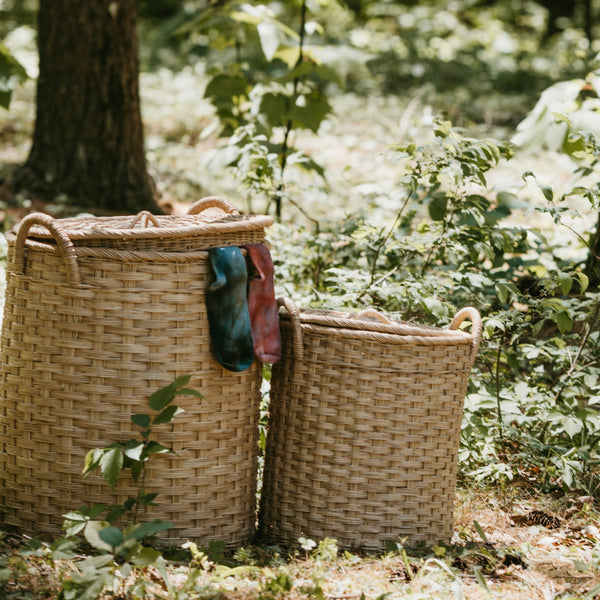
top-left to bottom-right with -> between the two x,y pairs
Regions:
585,214 -> 600,288
13,0 -> 159,213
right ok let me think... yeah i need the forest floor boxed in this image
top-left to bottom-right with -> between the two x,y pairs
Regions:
2,488 -> 600,599
1,59 -> 600,599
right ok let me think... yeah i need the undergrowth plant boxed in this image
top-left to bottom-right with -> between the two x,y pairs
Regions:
190,0 -> 366,218
58,375 -> 204,600
265,118 -> 600,495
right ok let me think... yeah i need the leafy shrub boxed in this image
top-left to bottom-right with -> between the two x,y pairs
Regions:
264,117 -> 600,494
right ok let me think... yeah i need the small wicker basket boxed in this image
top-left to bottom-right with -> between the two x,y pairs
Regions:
0,197 -> 272,546
259,298 -> 482,551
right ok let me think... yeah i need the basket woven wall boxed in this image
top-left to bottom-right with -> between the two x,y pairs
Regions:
259,298 -> 482,551
0,197 -> 272,546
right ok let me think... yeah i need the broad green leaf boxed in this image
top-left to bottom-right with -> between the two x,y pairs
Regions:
145,441 -> 172,456
422,298 -> 447,318
0,43 -> 28,110
127,520 -> 173,541
428,195 -> 447,221
139,492 -> 158,506
257,20 -> 283,61
148,385 -> 176,411
291,92 -> 331,132
83,448 -> 103,475
99,526 -> 124,549
172,374 -> 192,388
130,461 -> 144,483
274,45 -> 301,68
100,448 -> 123,489
153,405 -> 185,425
577,272 -> 589,294
559,272 -> 573,296
259,92 -> 288,128
539,184 -> 554,202
84,521 -> 113,552
560,415 -> 583,438
131,546 -> 163,566
131,414 -> 151,428
205,73 -> 249,100
123,442 -> 145,462
496,283 -> 510,304
556,310 -> 574,334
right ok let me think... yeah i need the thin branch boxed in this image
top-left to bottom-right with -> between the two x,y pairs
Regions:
359,189 -> 413,301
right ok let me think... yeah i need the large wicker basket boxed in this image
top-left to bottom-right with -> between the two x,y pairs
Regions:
259,298 -> 482,551
0,197 -> 272,546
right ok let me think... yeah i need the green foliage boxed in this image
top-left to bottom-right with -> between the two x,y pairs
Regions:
184,0 -> 372,216
0,42 -> 28,109
57,376 -> 204,600
263,116 -> 600,494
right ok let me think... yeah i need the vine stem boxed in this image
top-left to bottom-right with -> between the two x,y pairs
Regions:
554,305 -> 600,402
495,343 -> 505,442
358,189 -> 413,300
274,0 -> 307,220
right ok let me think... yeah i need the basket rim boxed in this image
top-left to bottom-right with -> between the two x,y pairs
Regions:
278,305 -> 473,340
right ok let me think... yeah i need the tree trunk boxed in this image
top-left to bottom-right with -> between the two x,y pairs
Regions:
586,214 -> 600,288
13,0 -> 159,213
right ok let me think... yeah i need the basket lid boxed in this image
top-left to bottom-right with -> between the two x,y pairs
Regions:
20,211 -> 273,245
11,197 -> 273,252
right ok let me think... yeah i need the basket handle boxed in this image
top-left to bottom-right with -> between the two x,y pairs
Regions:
352,308 -> 393,324
449,306 -> 482,368
14,213 -> 81,285
186,196 -> 240,216
277,296 -> 304,361
129,210 -> 160,228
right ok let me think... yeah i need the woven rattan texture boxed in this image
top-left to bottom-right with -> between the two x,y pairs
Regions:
23,213 -> 273,251
0,236 -> 262,546
259,316 -> 475,551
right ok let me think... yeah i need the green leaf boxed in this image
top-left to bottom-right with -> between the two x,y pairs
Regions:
473,520 -> 489,543
83,448 -> 103,475
204,73 -> 249,100
131,546 -> 163,566
131,414 -> 151,428
291,92 -> 331,133
428,195 -> 447,221
100,448 -> 124,489
148,385 -> 177,412
99,526 -> 124,549
84,521 -> 114,552
257,20 -> 284,61
0,43 -> 28,110
559,272 -> 573,296
539,184 -> 554,202
123,442 -> 145,462
560,415 -> 584,438
172,374 -> 192,388
577,272 -> 590,294
145,441 -> 172,456
556,310 -> 574,334
422,298 -> 448,318
153,405 -> 185,425
496,283 -> 509,304
473,566 -> 490,593
127,520 -> 173,541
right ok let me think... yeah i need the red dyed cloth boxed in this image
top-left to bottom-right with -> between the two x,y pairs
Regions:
245,244 -> 281,364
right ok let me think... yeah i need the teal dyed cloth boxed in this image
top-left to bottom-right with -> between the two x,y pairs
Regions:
207,247 -> 254,372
